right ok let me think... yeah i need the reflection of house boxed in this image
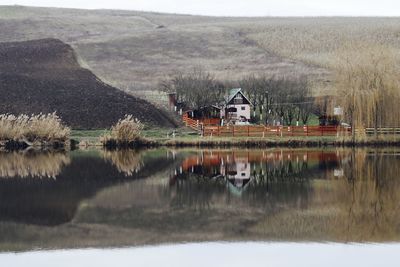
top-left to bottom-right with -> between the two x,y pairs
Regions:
170,150 -> 346,190
223,161 -> 251,189
222,88 -> 251,125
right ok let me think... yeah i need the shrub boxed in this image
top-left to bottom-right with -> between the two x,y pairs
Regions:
0,113 -> 70,144
101,115 -> 145,146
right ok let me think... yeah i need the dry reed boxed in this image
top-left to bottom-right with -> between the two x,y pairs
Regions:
0,113 -> 70,145
101,115 -> 145,147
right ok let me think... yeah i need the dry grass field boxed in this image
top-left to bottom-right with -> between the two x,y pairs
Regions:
1,6 -> 400,97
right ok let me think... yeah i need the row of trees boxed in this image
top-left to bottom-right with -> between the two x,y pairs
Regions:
238,74 -> 312,125
161,69 -> 314,126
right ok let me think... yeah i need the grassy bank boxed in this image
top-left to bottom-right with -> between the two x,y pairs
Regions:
70,128 -> 400,149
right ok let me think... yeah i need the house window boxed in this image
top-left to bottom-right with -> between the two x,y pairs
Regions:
241,107 -> 246,111
234,94 -> 243,104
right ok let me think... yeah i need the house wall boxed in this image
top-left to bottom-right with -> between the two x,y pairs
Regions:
225,104 -> 251,120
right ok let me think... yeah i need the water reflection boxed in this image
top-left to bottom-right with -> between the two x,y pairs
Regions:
0,148 -> 399,251
0,149 -> 173,226
170,150 -> 344,199
0,150 -> 70,178
102,150 -> 143,176
331,149 -> 400,241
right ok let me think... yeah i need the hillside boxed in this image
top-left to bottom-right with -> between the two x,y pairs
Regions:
1,6 -> 399,96
1,6 -> 400,96
0,38 -> 177,129
0,6 -> 327,93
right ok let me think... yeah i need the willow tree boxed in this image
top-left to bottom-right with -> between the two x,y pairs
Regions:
334,43 -> 400,141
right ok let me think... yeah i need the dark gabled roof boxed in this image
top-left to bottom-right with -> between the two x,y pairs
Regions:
226,88 -> 251,105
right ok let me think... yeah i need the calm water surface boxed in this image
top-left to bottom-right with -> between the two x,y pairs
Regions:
0,148 -> 399,265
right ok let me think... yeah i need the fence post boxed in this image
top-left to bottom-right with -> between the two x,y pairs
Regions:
248,126 -> 250,137
232,126 -> 235,137
217,125 -> 220,136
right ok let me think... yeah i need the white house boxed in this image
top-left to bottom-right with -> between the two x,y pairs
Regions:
221,88 -> 251,125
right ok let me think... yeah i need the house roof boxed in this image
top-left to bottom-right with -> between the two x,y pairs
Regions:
226,88 -> 252,105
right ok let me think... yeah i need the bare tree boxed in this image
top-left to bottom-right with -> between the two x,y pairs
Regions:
161,69 -> 226,113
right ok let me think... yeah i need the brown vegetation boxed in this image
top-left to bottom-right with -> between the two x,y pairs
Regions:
100,115 -> 153,148
0,113 -> 70,147
334,44 -> 400,141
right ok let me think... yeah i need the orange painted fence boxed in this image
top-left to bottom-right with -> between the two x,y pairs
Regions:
182,114 -> 220,129
202,125 -> 351,137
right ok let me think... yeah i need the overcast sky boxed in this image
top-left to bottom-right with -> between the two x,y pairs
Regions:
1,0 -> 400,16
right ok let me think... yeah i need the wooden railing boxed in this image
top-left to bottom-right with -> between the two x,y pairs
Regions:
365,128 -> 400,135
182,114 -> 200,129
182,114 -> 220,130
202,125 -> 351,137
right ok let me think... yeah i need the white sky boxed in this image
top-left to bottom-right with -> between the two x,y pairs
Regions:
1,0 -> 400,16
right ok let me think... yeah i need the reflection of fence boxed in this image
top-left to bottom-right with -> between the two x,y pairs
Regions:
202,125 -> 351,137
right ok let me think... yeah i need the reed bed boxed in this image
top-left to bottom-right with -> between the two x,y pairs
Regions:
0,113 -> 70,147
101,115 -> 153,148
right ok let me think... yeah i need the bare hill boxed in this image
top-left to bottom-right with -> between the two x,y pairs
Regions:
1,6 -> 400,94
0,6 -> 328,92
0,38 -> 177,129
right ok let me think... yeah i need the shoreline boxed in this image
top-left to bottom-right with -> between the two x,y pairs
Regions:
3,137 -> 400,151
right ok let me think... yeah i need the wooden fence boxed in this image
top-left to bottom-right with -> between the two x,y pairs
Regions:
202,125 -> 351,137
182,114 -> 200,129
183,114 -> 400,137
182,114 -> 220,130
365,128 -> 400,135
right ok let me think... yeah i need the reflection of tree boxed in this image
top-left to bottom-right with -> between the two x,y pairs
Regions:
102,150 -> 143,176
336,149 -> 400,242
0,150 -> 70,178
168,173 -> 226,211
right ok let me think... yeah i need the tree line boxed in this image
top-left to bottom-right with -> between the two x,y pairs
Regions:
161,69 -> 313,126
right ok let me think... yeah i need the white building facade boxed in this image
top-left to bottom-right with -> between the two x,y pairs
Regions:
221,88 -> 251,125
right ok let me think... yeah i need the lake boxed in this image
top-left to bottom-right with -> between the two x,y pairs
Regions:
0,148 -> 399,266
